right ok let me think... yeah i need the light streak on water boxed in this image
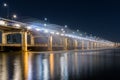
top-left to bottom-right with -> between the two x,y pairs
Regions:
43,57 -> 49,80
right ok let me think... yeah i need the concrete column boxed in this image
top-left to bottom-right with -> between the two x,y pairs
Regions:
22,31 -> 28,52
48,35 -> 53,51
93,42 -> 96,49
90,42 -> 93,49
60,37 -> 63,47
87,41 -> 90,50
96,42 -> 98,48
74,40 -> 78,50
64,37 -> 68,50
30,35 -> 34,45
2,32 -> 7,44
82,40 -> 84,50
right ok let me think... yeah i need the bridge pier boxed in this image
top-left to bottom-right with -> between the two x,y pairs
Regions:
2,32 -> 7,44
87,41 -> 90,50
48,35 -> 53,51
21,31 -> 28,52
30,34 -> 34,45
90,41 -> 94,49
82,40 -> 84,50
1,32 -> 7,51
64,37 -> 68,50
74,39 -> 78,50
93,42 -> 96,49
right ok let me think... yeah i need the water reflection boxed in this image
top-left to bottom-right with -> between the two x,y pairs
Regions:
0,49 -> 120,80
0,54 -> 8,80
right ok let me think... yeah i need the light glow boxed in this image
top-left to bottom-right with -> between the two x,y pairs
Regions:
36,28 -> 41,31
44,30 -> 48,33
61,34 -> 64,36
56,32 -> 60,35
14,24 -> 21,28
50,32 -> 55,34
27,26 -> 32,29
0,20 -> 6,25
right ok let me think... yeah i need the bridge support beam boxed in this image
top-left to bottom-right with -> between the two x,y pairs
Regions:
87,41 -> 90,50
2,32 -> 7,44
22,31 -> 28,52
30,34 -> 34,45
74,40 -> 78,50
93,42 -> 96,49
48,35 -> 53,51
90,42 -> 93,49
82,40 -> 84,50
64,38 -> 68,50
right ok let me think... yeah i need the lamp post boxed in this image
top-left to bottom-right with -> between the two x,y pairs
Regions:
3,3 -> 9,18
12,14 -> 17,20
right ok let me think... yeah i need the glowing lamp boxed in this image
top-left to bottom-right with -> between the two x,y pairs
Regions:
0,20 -> 6,26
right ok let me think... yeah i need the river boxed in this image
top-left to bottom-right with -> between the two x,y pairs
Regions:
0,49 -> 120,80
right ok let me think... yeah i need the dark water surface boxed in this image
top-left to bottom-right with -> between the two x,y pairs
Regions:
0,49 -> 120,80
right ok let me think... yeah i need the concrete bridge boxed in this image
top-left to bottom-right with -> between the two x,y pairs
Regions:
0,17 -> 116,52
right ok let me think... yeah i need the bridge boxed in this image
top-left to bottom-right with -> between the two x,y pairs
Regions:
0,17 -> 118,52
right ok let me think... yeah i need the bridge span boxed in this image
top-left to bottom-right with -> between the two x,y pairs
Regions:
0,18 -> 117,52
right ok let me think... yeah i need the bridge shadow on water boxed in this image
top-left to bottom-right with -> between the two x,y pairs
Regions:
0,49 -> 120,80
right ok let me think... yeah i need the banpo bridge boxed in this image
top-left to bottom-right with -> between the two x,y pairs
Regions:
0,17 -> 118,52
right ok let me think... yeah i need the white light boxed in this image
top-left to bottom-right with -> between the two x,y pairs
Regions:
61,34 -> 64,36
56,32 -> 59,35
73,32 -> 75,34
14,24 -> 20,28
44,18 -> 47,21
62,31 -> 65,33
50,32 -> 54,34
0,20 -> 6,25
27,26 -> 32,29
65,25 -> 67,28
44,23 -> 47,27
44,30 -> 48,33
77,29 -> 79,32
61,28 -> 64,31
36,28 -> 41,31
13,14 -> 17,19
3,3 -> 7,7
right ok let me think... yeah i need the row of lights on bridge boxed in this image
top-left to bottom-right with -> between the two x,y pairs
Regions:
0,19 -> 114,46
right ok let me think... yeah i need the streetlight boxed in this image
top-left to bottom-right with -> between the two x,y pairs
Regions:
77,29 -> 79,32
3,3 -> 9,18
44,18 -> 47,21
65,25 -> 67,28
3,3 -> 7,7
12,14 -> 17,19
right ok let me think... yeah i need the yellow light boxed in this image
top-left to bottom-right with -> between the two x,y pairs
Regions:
0,20 -> 6,26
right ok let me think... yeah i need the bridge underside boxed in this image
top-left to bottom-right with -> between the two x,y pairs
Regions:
0,23 -> 115,52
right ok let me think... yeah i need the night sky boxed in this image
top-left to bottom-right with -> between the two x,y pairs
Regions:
0,0 -> 120,42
